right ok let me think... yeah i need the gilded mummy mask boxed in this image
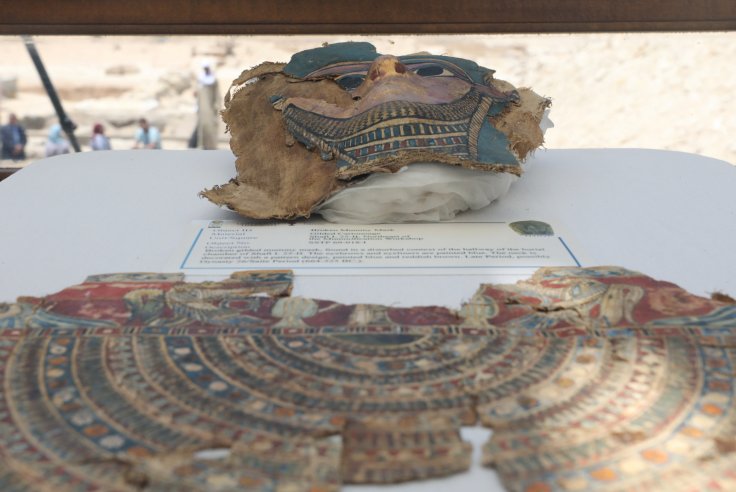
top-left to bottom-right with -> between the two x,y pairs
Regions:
203,42 -> 550,222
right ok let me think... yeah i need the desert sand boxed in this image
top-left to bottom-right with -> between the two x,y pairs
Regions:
1,33 -> 735,166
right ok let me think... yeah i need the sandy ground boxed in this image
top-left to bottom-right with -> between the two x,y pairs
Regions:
1,33 -> 735,166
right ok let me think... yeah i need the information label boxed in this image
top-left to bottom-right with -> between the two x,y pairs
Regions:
169,220 -> 583,277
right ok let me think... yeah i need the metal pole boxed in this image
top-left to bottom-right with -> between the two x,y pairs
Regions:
22,35 -> 81,152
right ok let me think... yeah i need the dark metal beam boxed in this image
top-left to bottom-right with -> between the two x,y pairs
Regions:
22,36 -> 81,153
1,0 -> 734,34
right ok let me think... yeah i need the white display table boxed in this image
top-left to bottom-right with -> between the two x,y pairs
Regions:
1,148 -> 734,304
0,148 -> 734,491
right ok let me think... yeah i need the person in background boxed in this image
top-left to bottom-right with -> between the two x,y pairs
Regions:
133,118 -> 161,149
45,124 -> 70,157
90,123 -> 111,150
195,60 -> 221,150
1,113 -> 27,161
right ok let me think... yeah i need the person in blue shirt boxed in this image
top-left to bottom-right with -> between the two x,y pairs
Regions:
132,118 -> 162,149
44,124 -> 70,157
1,113 -> 28,160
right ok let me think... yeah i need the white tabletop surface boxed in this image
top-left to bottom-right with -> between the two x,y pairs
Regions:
1,148 -> 735,305
1,148 -> 735,491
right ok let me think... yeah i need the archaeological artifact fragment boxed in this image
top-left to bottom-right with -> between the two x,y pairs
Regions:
1,267 -> 735,491
203,42 -> 550,223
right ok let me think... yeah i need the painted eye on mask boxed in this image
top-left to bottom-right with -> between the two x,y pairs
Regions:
412,64 -> 455,77
335,73 -> 367,90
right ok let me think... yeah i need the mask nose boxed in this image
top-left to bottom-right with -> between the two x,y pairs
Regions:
367,55 -> 408,81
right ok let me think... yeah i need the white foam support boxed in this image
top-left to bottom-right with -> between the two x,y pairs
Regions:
315,163 -> 518,223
